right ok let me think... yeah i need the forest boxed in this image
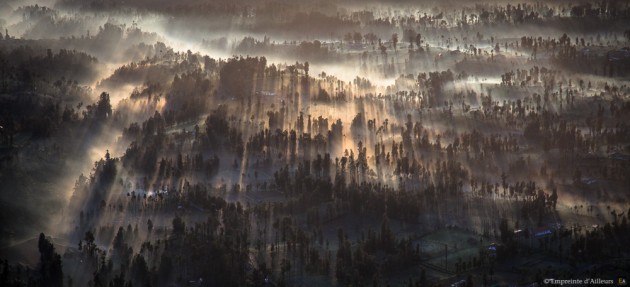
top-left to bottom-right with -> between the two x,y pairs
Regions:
1,0 -> 630,286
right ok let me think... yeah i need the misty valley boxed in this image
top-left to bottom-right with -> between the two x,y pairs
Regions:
1,0 -> 630,286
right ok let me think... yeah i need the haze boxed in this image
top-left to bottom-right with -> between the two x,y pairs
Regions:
1,0 -> 629,286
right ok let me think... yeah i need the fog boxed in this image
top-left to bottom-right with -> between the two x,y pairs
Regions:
1,0 -> 630,286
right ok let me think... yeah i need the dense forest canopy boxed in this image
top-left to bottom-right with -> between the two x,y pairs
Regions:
1,0 -> 630,286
